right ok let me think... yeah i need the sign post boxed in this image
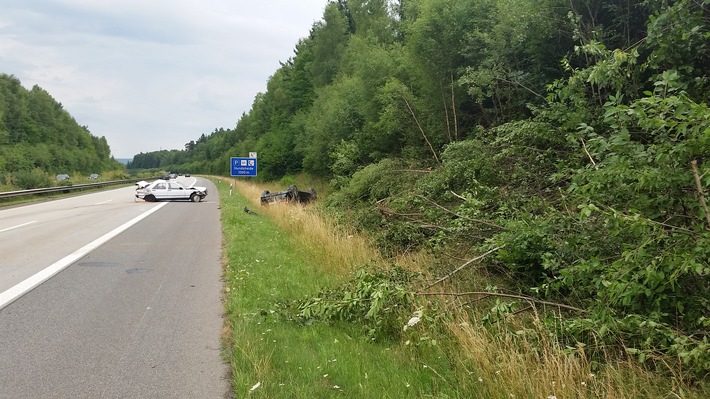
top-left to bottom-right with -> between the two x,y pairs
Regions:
230,156 -> 258,196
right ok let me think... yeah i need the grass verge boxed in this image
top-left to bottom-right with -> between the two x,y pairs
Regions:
216,178 -> 465,398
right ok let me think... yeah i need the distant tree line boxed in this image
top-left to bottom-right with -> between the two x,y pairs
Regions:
0,74 -> 123,189
133,0 -> 710,378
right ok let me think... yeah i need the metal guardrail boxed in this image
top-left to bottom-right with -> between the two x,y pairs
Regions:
0,178 -> 148,199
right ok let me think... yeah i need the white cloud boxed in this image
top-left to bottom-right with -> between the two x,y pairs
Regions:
0,0 -> 326,158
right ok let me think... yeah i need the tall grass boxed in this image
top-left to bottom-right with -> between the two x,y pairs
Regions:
217,177 -> 708,399
218,178 -> 471,398
446,308 -> 697,398
234,180 -> 377,277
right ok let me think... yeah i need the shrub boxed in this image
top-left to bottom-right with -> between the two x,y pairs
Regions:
12,169 -> 52,190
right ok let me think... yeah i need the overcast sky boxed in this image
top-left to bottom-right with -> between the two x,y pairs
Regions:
0,0 -> 328,158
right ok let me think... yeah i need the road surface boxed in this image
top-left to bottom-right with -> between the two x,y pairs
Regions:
0,178 -> 229,398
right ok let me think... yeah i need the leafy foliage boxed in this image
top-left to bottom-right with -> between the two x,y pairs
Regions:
284,266 -> 419,341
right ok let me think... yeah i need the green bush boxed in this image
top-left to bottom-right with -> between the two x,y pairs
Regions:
12,169 -> 52,190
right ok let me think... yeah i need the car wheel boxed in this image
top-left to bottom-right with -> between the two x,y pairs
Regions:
145,194 -> 156,202
190,193 -> 201,202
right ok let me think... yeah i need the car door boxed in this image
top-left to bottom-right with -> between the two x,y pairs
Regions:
151,182 -> 168,199
166,181 -> 188,200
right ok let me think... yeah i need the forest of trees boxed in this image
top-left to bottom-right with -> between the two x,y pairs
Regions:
0,74 -> 123,189
137,0 -> 709,379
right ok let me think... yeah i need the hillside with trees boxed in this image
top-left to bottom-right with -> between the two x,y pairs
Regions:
136,0 -> 709,388
0,74 -> 123,189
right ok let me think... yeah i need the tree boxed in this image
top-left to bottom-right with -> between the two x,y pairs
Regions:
299,76 -> 366,176
0,74 -> 123,180
307,2 -> 351,88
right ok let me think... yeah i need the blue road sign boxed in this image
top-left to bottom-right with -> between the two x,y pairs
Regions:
230,157 -> 257,177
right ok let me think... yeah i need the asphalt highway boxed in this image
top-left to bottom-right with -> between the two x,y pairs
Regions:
0,178 -> 229,398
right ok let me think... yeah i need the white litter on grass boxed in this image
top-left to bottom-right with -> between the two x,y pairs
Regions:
250,382 -> 261,391
403,310 -> 423,330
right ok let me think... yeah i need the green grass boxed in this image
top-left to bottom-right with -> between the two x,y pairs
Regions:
216,179 -> 469,398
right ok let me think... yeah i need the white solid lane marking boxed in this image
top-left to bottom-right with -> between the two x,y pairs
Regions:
0,221 -> 37,233
95,200 -> 113,205
0,202 -> 168,310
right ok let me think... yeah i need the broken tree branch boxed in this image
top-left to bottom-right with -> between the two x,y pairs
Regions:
581,139 -> 598,169
416,290 -> 585,313
450,190 -> 467,201
691,159 -> 710,230
402,94 -> 442,165
416,195 -> 505,230
494,76 -> 546,100
392,169 -> 433,174
597,203 -> 697,236
426,246 -> 505,289
451,73 -> 459,141
440,80 -> 452,142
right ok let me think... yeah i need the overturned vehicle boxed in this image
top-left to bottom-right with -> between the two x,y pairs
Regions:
260,185 -> 316,205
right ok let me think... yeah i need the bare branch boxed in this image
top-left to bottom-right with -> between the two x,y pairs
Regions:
417,195 -> 505,230
375,201 -> 449,232
402,94 -> 442,165
392,169 -> 433,174
440,80 -> 452,142
597,203 -> 698,236
494,76 -> 546,100
416,290 -> 585,313
449,190 -> 467,201
376,207 -> 423,218
418,224 -> 451,231
426,246 -> 505,289
581,139 -> 598,169
691,159 -> 710,230
451,73 -> 459,141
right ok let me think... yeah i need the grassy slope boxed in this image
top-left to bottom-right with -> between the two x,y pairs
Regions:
216,178 -> 463,398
